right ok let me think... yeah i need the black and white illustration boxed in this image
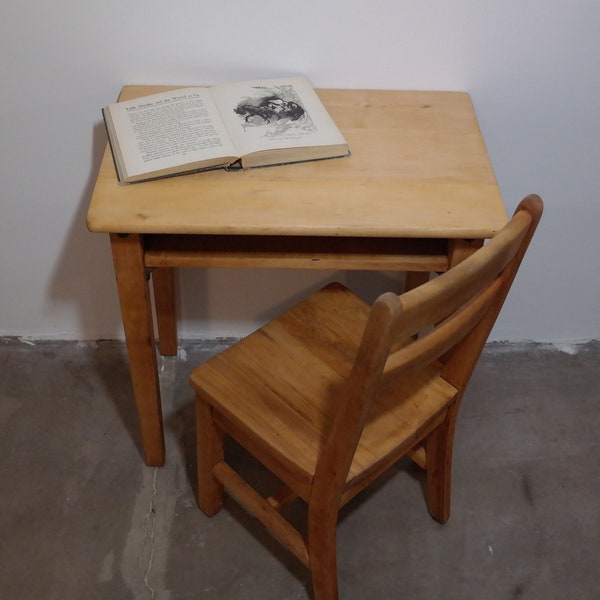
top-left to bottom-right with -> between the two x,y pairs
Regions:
233,84 -> 316,138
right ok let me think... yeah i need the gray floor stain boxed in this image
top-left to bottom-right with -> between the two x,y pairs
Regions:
1,338 -> 599,599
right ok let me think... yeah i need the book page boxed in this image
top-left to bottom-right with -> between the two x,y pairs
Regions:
209,77 -> 347,158
106,88 -> 238,179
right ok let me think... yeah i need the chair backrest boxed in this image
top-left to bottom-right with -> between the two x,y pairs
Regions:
313,194 -> 543,503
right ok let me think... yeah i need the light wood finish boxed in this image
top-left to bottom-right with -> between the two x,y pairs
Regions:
151,267 -> 178,356
190,196 -> 543,599
88,86 -> 507,466
143,235 -> 449,272
109,234 -> 165,466
89,87 -> 506,238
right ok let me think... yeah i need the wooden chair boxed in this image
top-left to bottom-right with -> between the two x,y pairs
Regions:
190,195 -> 543,599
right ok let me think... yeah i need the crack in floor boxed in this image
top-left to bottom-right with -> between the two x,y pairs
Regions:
142,468 -> 159,599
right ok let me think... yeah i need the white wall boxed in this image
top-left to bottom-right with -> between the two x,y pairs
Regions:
1,1 -> 599,343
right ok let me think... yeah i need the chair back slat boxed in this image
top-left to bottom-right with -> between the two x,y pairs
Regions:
311,195 -> 543,506
391,209 -> 533,341
381,277 -> 503,389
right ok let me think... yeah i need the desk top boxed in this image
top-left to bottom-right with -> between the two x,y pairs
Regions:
87,86 -> 507,239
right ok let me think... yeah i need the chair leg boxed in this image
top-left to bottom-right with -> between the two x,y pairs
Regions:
307,506 -> 339,600
425,412 -> 457,524
196,395 -> 224,516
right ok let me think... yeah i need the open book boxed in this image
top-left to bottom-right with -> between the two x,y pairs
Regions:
102,76 -> 350,183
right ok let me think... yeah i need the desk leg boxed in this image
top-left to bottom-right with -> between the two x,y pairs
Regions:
404,271 -> 431,291
448,238 -> 483,267
152,267 -> 178,356
404,239 -> 484,292
110,233 -> 165,467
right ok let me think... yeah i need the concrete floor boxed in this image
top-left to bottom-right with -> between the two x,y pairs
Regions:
1,337 -> 598,599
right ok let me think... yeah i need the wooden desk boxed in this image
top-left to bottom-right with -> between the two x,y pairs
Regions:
88,85 -> 507,466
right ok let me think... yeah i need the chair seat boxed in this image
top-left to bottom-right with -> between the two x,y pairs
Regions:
191,196 -> 543,600
191,283 -> 458,503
